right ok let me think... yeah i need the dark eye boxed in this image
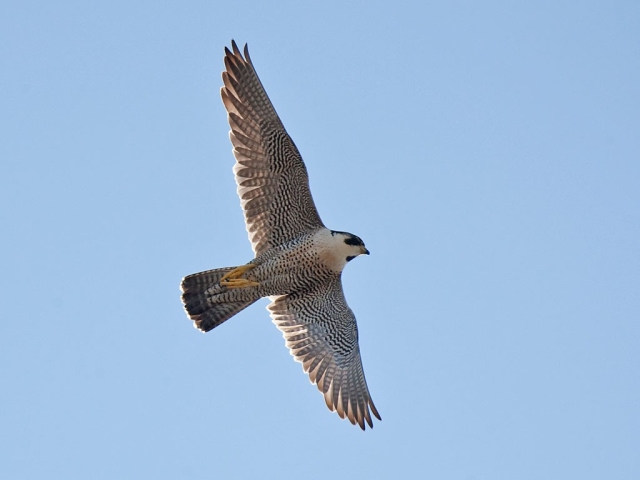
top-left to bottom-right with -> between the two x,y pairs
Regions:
346,255 -> 356,262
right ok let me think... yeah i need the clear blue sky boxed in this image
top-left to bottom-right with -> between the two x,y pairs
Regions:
1,1 -> 638,479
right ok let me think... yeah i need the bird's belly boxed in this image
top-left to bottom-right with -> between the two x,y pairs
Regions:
249,246 -> 330,297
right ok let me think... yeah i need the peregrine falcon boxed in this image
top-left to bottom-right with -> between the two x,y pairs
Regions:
180,41 -> 381,430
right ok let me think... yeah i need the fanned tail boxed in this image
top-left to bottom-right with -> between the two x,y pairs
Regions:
180,267 -> 258,332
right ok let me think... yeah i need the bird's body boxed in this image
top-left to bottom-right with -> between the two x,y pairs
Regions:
183,228 -> 367,328
181,41 -> 380,430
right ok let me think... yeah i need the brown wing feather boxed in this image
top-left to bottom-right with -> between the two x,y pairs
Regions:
268,276 -> 381,430
221,41 -> 324,256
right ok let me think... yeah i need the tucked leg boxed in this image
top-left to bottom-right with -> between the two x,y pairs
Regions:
220,264 -> 260,288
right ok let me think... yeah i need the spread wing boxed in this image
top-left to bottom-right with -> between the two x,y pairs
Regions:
221,41 -> 324,256
268,276 -> 381,430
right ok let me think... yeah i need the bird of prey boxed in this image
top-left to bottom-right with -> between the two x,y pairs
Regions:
180,41 -> 380,430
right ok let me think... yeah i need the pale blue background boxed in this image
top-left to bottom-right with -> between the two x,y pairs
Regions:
1,1 -> 638,479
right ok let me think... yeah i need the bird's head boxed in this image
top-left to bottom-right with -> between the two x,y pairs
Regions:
330,230 -> 370,263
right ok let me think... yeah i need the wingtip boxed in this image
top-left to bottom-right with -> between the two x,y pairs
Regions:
231,39 -> 241,56
226,40 -> 251,64
370,400 -> 382,421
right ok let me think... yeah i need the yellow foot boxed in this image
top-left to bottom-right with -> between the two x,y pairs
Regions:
220,264 -> 259,289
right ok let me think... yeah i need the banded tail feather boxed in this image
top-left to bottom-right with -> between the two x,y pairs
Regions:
181,267 -> 258,332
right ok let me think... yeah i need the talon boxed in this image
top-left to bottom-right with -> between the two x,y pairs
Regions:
221,278 -> 260,288
220,264 -> 259,289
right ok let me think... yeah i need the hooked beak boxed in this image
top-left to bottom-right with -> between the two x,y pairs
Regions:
361,246 -> 370,255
